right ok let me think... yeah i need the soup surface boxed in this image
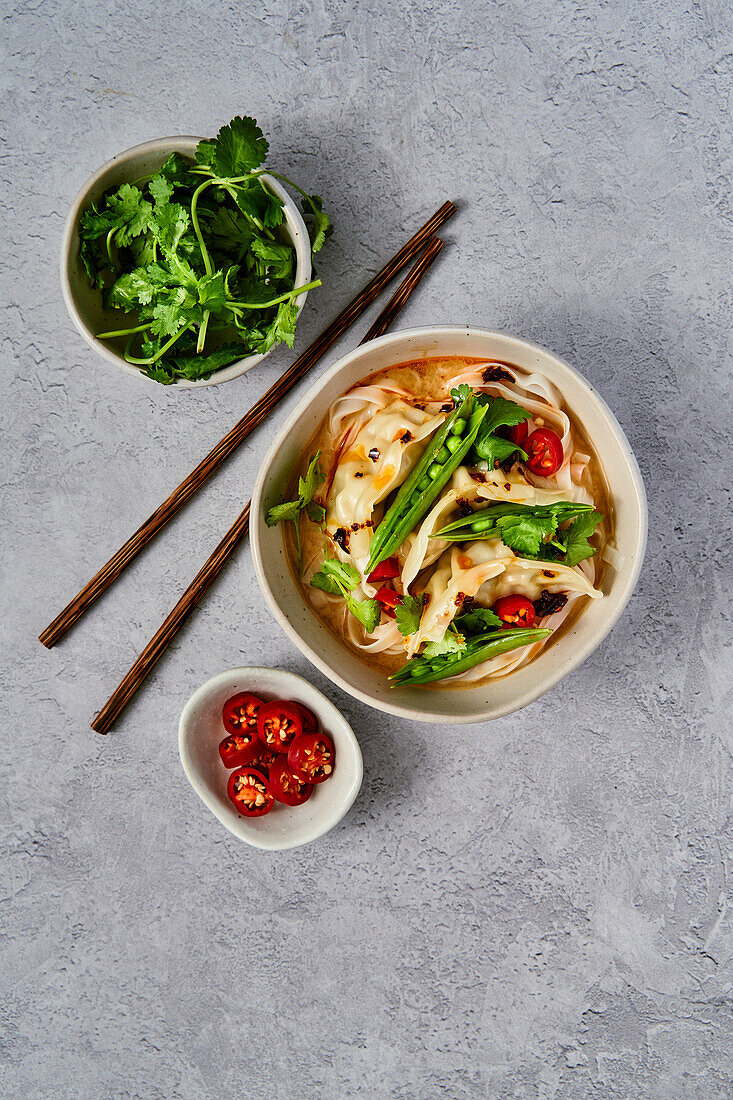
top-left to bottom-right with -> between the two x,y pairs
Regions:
278,355 -> 615,689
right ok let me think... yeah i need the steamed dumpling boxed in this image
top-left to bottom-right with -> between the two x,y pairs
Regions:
327,401 -> 445,584
408,540 -> 515,656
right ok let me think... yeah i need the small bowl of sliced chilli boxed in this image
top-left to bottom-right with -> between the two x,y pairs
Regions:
178,666 -> 363,850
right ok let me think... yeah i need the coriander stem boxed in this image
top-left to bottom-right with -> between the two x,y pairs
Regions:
295,515 -> 302,571
197,311 -> 210,354
189,179 -> 216,276
228,278 -> 321,310
97,322 -> 152,340
124,325 -> 192,366
262,170 -> 311,205
105,228 -> 117,269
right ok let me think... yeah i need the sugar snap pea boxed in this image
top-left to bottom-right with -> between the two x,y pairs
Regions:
433,501 -> 595,543
365,393 -> 489,573
390,628 -> 551,686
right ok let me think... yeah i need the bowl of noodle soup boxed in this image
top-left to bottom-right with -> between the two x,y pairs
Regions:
251,327 -> 646,723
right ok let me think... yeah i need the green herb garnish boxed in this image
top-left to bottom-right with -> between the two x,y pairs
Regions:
455,607 -> 503,634
266,453 -> 325,567
79,115 -> 331,383
310,556 -> 380,633
551,510 -> 604,567
422,629 -> 466,660
394,594 -> 426,637
472,396 -> 530,467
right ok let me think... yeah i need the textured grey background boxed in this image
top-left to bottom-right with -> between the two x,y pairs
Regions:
2,1 -> 732,1097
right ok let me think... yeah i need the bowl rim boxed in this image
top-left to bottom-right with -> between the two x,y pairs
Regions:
250,325 -> 648,723
178,665 -> 363,849
60,134 -> 312,388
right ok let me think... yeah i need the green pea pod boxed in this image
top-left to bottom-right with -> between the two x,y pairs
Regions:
366,396 -> 489,573
389,628 -> 551,686
433,501 -> 596,542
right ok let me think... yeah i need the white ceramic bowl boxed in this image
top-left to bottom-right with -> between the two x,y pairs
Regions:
178,666 -> 362,849
251,326 -> 647,724
60,136 -> 312,387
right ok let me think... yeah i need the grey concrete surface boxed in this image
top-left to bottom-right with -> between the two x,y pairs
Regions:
2,2 -> 732,1097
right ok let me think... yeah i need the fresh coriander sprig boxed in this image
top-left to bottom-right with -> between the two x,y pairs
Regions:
471,396 -> 530,468
455,607 -> 503,634
265,453 -> 325,568
394,594 -> 425,637
422,627 -> 466,660
309,556 -> 380,633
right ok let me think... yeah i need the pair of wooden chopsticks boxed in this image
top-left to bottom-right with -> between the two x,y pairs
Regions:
39,201 -> 456,732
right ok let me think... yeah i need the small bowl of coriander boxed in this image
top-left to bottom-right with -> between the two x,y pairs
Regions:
61,116 -> 330,387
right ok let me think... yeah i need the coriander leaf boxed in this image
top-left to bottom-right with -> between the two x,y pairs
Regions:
197,271 -> 226,313
156,152 -> 196,186
107,269 -> 159,310
146,261 -> 189,287
309,570 -> 341,596
205,206 -> 255,260
144,364 -> 177,384
423,631 -> 466,659
456,608 -> 503,634
195,139 -> 216,167
128,232 -> 158,269
496,511 -> 557,557
299,452 -> 325,506
315,556 -> 360,591
79,204 -> 122,241
250,236 -> 294,280
266,453 -> 324,531
167,342 -> 251,380
474,436 -> 528,467
106,184 -> 153,246
150,292 -> 196,337
79,235 -> 107,287
149,202 -> 191,257
257,300 -> 298,353
301,194 -> 332,253
477,396 -> 530,436
234,179 -> 284,228
306,501 -> 326,525
450,384 -> 474,408
266,500 -> 302,526
309,557 -> 379,632
209,115 -> 269,177
139,336 -> 159,359
231,276 -> 283,306
394,594 -> 425,637
472,397 -> 531,465
561,511 -> 603,567
148,174 -> 174,206
344,591 -> 381,633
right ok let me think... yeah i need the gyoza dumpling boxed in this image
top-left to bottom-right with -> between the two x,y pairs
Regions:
476,556 -> 602,607
327,399 -> 445,585
407,540 -> 515,656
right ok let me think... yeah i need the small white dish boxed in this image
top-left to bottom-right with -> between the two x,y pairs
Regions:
178,666 -> 362,850
250,325 -> 648,724
60,136 -> 312,387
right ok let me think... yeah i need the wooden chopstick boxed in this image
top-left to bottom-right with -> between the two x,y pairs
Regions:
90,237 -> 446,734
39,201 -> 456,650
